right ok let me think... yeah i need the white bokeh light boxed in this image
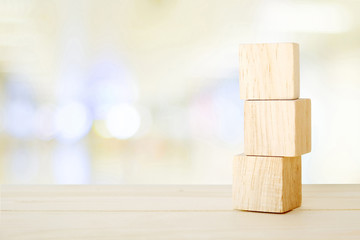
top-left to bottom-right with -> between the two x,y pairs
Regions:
54,101 -> 92,141
34,104 -> 56,140
105,104 -> 141,139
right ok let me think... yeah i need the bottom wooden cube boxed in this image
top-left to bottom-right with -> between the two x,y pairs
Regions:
233,154 -> 301,213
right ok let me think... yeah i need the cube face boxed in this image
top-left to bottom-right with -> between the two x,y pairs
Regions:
244,99 -> 311,156
233,154 -> 301,213
239,43 -> 299,100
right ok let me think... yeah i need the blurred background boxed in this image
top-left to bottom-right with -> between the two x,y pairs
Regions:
0,0 -> 359,184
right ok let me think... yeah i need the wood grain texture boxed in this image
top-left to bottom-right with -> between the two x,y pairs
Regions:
1,185 -> 360,240
3,211 -> 360,240
244,99 -> 311,156
2,185 -> 360,211
233,154 -> 301,213
239,43 -> 300,100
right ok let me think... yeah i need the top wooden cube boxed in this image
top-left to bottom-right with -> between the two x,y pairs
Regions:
239,43 -> 300,100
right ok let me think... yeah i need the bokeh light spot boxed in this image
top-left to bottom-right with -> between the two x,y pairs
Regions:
54,101 -> 92,141
105,104 -> 141,139
4,100 -> 35,139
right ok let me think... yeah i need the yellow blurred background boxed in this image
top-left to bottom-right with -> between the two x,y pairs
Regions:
0,0 -> 359,184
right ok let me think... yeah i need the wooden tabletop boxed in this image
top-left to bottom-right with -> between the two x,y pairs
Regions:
1,185 -> 360,239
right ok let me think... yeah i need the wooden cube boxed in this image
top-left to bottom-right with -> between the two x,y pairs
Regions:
244,99 -> 311,156
239,43 -> 299,100
233,154 -> 301,213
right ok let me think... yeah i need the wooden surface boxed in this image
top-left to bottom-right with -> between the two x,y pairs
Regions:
244,99 -> 311,156
233,154 -> 301,213
239,43 -> 299,100
1,185 -> 360,239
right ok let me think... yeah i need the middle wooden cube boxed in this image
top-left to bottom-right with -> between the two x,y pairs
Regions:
244,99 -> 311,157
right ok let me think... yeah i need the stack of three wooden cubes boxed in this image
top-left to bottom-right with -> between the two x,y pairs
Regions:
233,43 -> 311,213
